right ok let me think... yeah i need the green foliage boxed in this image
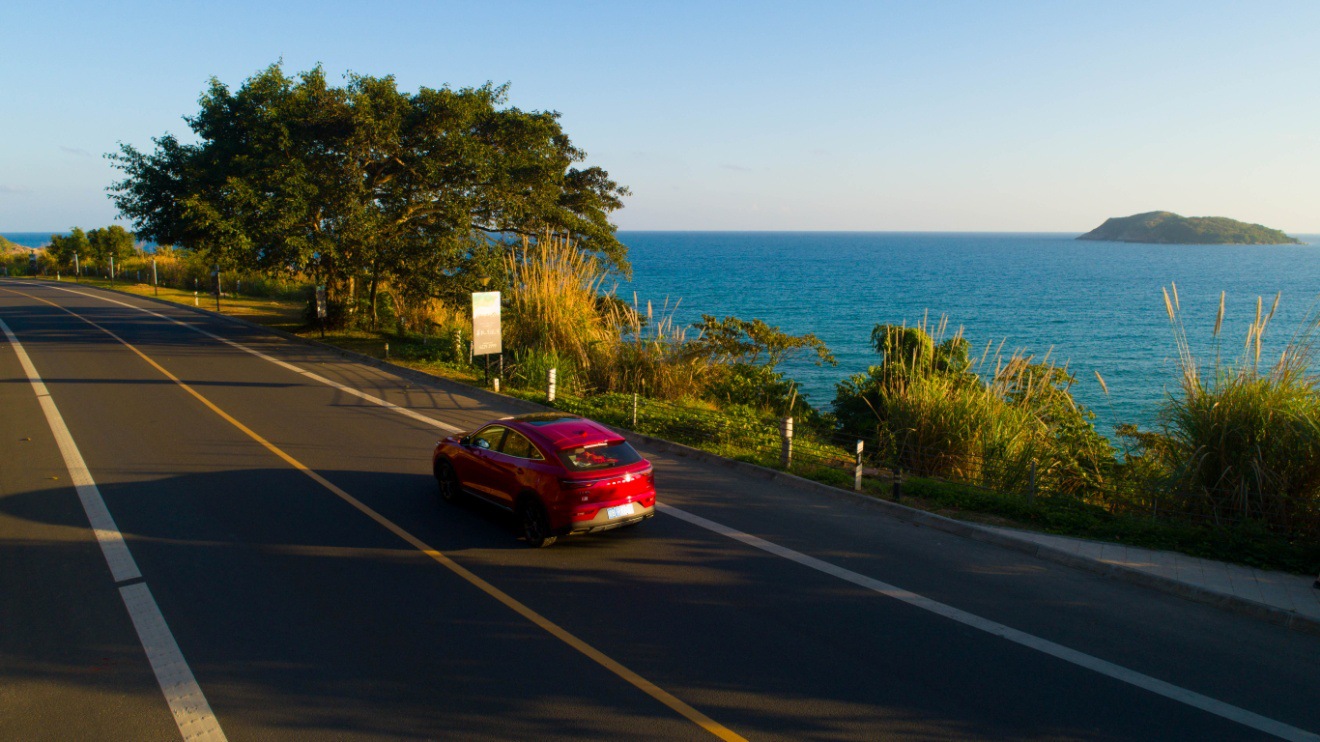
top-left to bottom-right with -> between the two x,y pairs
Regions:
109,63 -> 631,328
689,314 -> 835,415
47,228 -> 90,269
834,320 -> 1112,497
705,363 -> 801,414
691,314 -> 835,369
86,225 -> 136,265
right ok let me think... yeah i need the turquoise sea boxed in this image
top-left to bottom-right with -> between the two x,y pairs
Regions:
9,229 -> 1319,435
2,232 -> 58,248
617,231 -> 1320,436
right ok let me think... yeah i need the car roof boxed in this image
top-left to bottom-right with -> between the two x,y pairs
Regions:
500,413 -> 620,451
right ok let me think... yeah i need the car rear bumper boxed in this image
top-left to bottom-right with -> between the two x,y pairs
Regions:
564,504 -> 655,534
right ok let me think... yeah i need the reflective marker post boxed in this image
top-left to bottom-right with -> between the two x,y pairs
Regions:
315,285 -> 327,338
855,440 -> 864,492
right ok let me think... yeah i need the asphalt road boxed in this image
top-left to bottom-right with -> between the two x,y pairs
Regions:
2,279 -> 1318,741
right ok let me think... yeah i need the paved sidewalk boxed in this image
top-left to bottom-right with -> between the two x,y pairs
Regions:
983,525 -> 1320,628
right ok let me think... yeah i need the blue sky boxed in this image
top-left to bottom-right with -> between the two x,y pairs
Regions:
2,1 -> 1318,232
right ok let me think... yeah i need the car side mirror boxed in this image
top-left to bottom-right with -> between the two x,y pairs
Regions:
475,438 -> 491,450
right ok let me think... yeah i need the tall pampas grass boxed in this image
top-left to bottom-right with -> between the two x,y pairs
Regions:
1159,285 -> 1320,532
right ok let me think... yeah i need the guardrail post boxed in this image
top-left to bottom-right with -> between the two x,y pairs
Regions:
632,392 -> 639,427
493,377 -> 500,393
780,417 -> 793,469
151,258 -> 158,296
193,290 -> 198,306
384,342 -> 390,360
547,368 -> 557,403
1027,459 -> 1037,504
892,467 -> 902,502
855,440 -> 864,491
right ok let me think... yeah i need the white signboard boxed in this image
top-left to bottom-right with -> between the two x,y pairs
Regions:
472,291 -> 502,355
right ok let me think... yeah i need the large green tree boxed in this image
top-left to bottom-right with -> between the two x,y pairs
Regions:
86,225 -> 136,266
47,227 -> 91,269
109,63 -> 630,326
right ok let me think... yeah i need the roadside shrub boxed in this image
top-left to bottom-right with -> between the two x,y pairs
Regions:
1143,285 -> 1320,534
834,318 -> 1112,497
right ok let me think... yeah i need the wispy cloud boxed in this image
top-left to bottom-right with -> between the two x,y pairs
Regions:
60,146 -> 94,158
721,163 -> 752,172
0,185 -> 31,195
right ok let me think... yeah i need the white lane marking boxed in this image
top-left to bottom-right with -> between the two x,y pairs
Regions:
120,583 -> 228,742
17,281 -> 1318,740
659,504 -> 1318,742
23,282 -> 461,433
0,316 -> 140,583
0,312 -> 228,742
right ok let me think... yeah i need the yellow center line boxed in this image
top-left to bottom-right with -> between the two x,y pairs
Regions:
5,287 -> 746,742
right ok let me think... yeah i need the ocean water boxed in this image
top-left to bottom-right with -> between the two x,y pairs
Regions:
2,232 -> 61,248
616,231 -> 1320,435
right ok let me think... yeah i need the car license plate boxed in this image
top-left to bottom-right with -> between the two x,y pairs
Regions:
605,503 -> 635,519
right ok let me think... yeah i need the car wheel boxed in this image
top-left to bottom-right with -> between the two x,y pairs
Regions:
435,459 -> 462,504
518,498 -> 557,548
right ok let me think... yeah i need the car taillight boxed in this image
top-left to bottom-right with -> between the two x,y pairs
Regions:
559,478 -> 594,491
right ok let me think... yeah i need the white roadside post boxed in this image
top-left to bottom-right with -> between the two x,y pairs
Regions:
547,368 -> 557,403
780,417 -> 793,469
855,440 -> 864,491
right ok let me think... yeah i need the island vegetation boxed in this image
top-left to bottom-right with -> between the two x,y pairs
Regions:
11,63 -> 1317,573
1077,211 -> 1300,244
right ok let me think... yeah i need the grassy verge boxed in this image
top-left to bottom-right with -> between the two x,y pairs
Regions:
37,277 -> 1318,574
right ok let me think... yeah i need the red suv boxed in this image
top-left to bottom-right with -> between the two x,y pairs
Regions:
433,413 -> 656,547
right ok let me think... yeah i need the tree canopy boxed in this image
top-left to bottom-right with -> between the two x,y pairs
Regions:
109,63 -> 630,323
87,225 -> 135,264
47,228 -> 90,268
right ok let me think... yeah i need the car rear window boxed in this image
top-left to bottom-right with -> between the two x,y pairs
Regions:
557,441 -> 642,471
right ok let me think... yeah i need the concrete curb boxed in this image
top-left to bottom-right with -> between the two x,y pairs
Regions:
59,281 -> 1320,638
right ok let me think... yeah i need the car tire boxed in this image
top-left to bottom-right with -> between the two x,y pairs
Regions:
435,459 -> 462,504
518,497 -> 557,548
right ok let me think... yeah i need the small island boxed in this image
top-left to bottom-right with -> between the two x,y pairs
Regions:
1076,211 -> 1301,245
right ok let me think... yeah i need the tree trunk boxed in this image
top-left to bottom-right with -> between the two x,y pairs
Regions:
368,261 -> 380,330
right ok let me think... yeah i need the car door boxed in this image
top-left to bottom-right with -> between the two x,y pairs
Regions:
453,425 -> 509,502
486,429 -> 545,506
